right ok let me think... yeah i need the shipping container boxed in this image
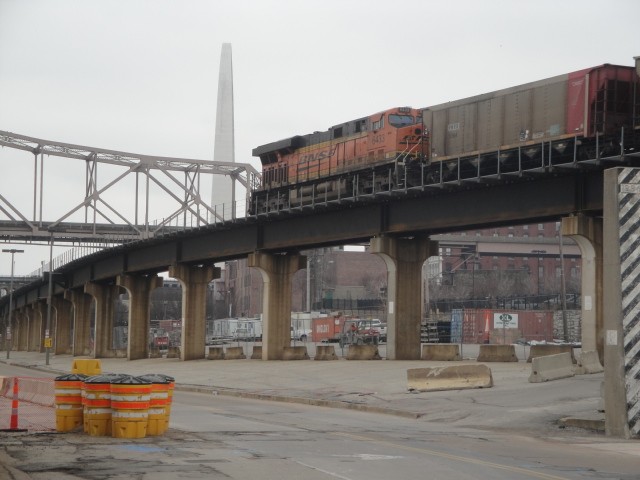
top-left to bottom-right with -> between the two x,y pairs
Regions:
423,64 -> 636,161
311,316 -> 346,342
461,309 -> 554,344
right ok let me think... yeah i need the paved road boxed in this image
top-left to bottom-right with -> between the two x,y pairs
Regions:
1,352 -> 639,480
0,344 -> 607,435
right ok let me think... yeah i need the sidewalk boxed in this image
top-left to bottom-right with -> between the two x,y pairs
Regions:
0,344 -> 606,438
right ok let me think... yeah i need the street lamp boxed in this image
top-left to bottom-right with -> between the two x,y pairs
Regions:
2,249 -> 24,359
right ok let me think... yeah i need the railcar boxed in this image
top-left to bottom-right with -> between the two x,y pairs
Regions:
423,63 -> 639,178
252,107 -> 428,212
251,60 -> 639,214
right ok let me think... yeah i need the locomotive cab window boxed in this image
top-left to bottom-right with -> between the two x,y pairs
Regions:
372,115 -> 385,130
388,114 -> 414,127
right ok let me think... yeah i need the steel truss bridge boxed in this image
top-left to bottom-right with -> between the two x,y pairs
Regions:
0,130 -> 261,245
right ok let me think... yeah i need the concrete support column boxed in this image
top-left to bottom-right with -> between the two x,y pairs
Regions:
8,311 -> 18,352
36,301 -> 47,353
25,304 -> 43,352
169,264 -> 220,361
562,214 -> 603,358
603,167 -> 640,438
51,296 -> 73,355
247,252 -> 306,360
65,289 -> 93,356
371,235 -> 438,360
85,283 -> 121,358
117,274 -> 163,360
22,310 -> 30,351
15,310 -> 26,351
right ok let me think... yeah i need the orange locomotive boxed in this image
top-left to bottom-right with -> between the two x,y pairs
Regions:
252,107 -> 428,212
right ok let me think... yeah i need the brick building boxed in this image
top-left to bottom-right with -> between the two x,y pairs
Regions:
221,221 -> 582,318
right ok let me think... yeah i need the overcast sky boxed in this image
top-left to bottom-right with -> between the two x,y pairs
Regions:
1,0 -> 639,275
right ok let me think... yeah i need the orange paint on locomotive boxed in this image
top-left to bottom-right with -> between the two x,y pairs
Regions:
260,107 -> 425,189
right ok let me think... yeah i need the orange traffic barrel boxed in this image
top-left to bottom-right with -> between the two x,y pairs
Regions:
84,374 -> 122,437
152,373 -> 175,431
110,375 -> 152,439
54,373 -> 87,432
138,374 -> 170,436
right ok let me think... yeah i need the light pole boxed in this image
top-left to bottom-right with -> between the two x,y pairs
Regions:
3,249 -> 24,359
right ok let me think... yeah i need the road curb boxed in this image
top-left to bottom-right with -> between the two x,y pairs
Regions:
176,384 -> 420,419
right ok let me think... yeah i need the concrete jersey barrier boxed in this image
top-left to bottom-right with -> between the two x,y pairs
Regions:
282,346 -> 309,360
251,346 -> 262,359
528,352 -> 575,383
224,347 -> 246,360
346,345 -> 381,360
476,345 -> 518,362
575,350 -> 604,375
407,365 -> 493,392
527,344 -> 577,364
207,347 -> 225,360
421,344 -> 461,361
314,345 -> 338,360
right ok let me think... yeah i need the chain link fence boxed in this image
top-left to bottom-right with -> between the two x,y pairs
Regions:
0,377 -> 56,432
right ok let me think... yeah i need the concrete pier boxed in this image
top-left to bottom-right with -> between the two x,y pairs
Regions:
371,236 -> 438,360
248,252 -> 305,360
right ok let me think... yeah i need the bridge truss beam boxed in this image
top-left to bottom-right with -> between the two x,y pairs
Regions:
0,130 -> 262,244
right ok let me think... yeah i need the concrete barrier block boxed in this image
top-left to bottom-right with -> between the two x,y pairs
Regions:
224,346 -> 246,360
407,365 -> 493,392
207,347 -> 225,360
314,345 -> 338,361
527,344 -> 576,364
346,345 -> 381,360
421,344 -> 461,361
477,344 -> 518,362
149,347 -> 162,358
250,346 -> 262,359
282,346 -> 310,360
528,352 -> 575,383
575,350 -> 604,375
166,346 -> 181,359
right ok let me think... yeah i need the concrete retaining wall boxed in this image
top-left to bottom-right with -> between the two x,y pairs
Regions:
527,344 -> 576,363
314,345 -> 338,361
346,345 -> 381,360
575,350 -> 604,375
224,346 -> 246,360
282,346 -> 309,360
407,365 -> 493,392
476,345 -> 518,362
528,352 -> 575,383
421,344 -> 461,361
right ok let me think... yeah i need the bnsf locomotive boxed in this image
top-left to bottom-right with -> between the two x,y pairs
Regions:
252,60 -> 639,214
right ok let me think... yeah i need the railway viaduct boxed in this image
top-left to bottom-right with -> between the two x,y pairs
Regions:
0,161 -> 625,362
2,131 -> 640,437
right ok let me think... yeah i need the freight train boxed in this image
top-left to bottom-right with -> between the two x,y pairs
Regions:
251,60 -> 640,214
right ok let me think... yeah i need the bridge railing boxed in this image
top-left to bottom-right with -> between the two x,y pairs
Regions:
26,197 -> 252,276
